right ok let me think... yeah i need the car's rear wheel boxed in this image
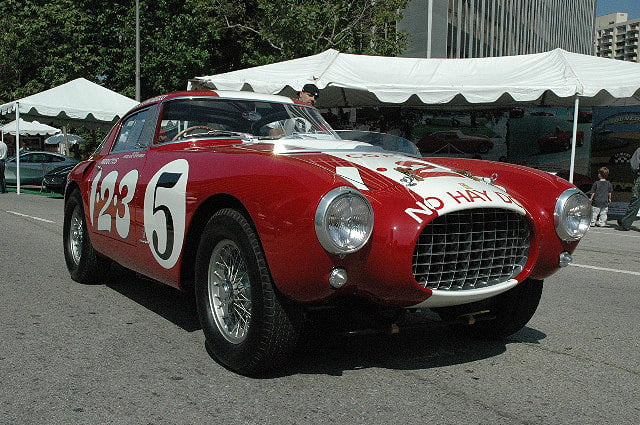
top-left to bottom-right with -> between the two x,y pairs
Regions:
195,208 -> 300,376
477,142 -> 491,154
63,189 -> 110,283
436,278 -> 543,340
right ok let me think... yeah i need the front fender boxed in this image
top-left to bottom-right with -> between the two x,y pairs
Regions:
426,158 -> 581,279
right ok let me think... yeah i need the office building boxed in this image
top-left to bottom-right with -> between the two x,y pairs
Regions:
594,13 -> 640,62
399,0 -> 596,58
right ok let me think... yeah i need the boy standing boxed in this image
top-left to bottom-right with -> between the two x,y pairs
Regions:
590,167 -> 613,227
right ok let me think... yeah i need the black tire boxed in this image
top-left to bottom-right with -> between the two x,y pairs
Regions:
437,278 -> 543,340
195,208 -> 300,376
477,142 -> 491,154
63,190 -> 110,283
538,142 -> 547,153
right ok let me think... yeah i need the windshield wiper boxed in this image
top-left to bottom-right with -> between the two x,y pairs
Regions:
200,130 -> 254,139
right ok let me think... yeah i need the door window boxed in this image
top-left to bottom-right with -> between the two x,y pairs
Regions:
112,109 -> 149,153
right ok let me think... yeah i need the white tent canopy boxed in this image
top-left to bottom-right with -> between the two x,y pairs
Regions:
0,77 -> 138,193
1,118 -> 60,136
189,48 -> 640,108
190,48 -> 640,184
0,77 -> 139,126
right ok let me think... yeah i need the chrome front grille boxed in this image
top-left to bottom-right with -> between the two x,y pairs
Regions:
412,208 -> 530,290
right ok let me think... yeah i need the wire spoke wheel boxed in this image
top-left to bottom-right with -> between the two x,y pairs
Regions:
195,208 -> 300,375
63,189 -> 110,284
68,203 -> 84,265
207,239 -> 252,344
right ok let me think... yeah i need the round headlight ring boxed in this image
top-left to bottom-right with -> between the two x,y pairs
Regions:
554,188 -> 591,241
315,186 -> 374,254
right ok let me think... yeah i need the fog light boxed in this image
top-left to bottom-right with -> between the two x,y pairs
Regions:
559,252 -> 573,267
329,268 -> 348,289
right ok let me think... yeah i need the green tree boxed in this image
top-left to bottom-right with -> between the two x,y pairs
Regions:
0,0 -> 131,101
194,0 -> 409,66
0,0 -> 408,104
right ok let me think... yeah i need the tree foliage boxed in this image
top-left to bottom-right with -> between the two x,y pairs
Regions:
194,0 -> 409,66
0,0 -> 408,104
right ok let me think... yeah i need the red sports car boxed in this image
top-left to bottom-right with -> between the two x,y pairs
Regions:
538,128 -> 584,152
63,91 -> 590,375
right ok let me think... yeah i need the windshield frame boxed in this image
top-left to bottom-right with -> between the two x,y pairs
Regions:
155,96 -> 340,144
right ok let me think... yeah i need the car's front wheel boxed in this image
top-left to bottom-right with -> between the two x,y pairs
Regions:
195,208 -> 300,376
436,278 -> 543,340
63,189 -> 110,283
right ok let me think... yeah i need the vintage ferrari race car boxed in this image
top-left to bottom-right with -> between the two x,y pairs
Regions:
63,90 -> 590,375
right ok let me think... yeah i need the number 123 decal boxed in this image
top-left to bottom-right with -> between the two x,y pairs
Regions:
90,159 -> 189,270
89,168 -> 139,239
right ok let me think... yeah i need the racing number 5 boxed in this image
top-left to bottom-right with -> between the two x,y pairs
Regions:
150,172 -> 182,260
143,159 -> 189,269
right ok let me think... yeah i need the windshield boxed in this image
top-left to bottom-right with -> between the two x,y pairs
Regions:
157,98 -> 339,143
335,130 -> 421,157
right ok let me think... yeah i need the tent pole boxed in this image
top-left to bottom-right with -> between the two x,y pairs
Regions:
426,0 -> 433,58
15,103 -> 21,195
135,0 -> 141,102
569,96 -> 580,184
63,126 -> 68,156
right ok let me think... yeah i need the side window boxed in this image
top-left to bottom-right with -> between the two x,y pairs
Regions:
112,109 -> 149,153
25,153 -> 47,163
50,155 -> 65,162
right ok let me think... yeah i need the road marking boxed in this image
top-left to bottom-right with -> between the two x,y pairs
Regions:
6,211 -> 55,224
587,228 -> 640,238
570,263 -> 640,276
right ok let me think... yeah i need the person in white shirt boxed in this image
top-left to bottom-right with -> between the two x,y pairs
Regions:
617,146 -> 640,230
0,139 -> 7,193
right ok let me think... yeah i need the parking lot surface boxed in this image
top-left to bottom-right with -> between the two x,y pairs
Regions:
0,192 -> 638,424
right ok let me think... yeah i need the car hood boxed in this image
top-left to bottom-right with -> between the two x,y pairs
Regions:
267,138 -> 526,217
45,164 -> 76,176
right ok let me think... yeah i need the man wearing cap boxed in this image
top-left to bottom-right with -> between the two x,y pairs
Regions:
268,83 -> 321,136
299,83 -> 320,106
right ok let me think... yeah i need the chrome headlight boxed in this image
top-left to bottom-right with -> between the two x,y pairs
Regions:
554,188 -> 591,241
315,187 -> 374,254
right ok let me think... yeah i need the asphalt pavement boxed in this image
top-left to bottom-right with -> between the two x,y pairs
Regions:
0,192 -> 638,425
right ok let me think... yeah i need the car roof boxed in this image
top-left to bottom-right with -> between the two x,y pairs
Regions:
7,151 -> 74,161
138,90 -> 297,109
19,151 -> 68,156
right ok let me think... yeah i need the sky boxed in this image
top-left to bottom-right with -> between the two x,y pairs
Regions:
596,0 -> 640,20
